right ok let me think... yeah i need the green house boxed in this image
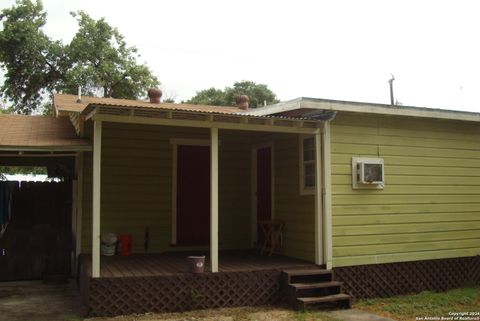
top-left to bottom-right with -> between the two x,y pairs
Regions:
1,93 -> 479,316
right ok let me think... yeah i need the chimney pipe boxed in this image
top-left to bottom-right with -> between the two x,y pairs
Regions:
76,86 -> 82,103
148,88 -> 162,103
236,95 -> 249,110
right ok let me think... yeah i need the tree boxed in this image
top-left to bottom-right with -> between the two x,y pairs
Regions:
0,0 -> 66,114
224,81 -> 279,108
63,11 -> 158,99
0,0 -> 159,114
186,81 -> 279,108
186,87 -> 226,106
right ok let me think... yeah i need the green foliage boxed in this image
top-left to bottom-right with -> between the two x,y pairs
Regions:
0,0 -> 66,114
0,0 -> 159,114
63,11 -> 158,99
0,166 -> 47,175
186,81 -> 279,108
225,81 -> 279,108
186,87 -> 226,106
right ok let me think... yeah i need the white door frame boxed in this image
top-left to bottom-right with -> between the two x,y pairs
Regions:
170,138 -> 211,245
250,142 -> 275,246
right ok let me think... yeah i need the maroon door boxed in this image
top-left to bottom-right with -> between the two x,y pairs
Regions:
176,145 -> 210,245
256,147 -> 272,244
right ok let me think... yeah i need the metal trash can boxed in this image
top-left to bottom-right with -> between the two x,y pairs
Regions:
187,256 -> 206,273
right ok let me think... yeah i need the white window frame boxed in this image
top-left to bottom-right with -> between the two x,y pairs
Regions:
299,135 -> 316,195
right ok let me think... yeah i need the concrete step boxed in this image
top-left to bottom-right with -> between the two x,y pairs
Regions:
297,293 -> 351,309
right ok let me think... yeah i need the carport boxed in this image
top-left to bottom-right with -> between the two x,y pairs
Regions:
0,114 -> 91,281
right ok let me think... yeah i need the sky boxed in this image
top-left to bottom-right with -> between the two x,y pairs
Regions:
1,0 -> 480,112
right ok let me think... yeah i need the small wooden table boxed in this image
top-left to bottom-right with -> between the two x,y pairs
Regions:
259,220 -> 284,256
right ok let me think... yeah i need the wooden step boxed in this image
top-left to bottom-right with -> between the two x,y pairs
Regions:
290,281 -> 342,290
282,269 -> 332,276
296,293 -> 351,309
282,269 -> 333,284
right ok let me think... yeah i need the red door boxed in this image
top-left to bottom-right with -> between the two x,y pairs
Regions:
256,147 -> 272,244
176,145 -> 210,245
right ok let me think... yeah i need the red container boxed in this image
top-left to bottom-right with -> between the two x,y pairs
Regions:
118,234 -> 132,256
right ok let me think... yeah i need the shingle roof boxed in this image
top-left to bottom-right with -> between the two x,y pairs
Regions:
0,114 -> 91,151
53,94 -> 241,115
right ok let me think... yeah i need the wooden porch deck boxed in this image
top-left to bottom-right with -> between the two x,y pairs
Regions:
80,250 -> 317,277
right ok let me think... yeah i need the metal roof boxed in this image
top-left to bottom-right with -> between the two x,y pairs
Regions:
246,97 -> 480,123
54,94 -> 242,115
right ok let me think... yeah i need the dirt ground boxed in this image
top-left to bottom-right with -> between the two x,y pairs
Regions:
0,279 -> 86,321
84,306 -> 341,321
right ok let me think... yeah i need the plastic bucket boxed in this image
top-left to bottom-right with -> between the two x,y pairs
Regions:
118,234 -> 132,256
187,256 -> 206,274
101,243 -> 116,256
101,233 -> 117,256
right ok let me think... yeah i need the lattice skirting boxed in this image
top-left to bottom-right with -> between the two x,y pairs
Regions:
333,256 -> 480,299
86,270 -> 282,317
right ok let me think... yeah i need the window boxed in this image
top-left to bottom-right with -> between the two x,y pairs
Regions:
300,136 -> 316,194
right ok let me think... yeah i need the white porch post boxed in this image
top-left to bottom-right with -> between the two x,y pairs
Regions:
92,120 -> 102,278
210,127 -> 219,272
314,130 -> 324,265
322,123 -> 333,269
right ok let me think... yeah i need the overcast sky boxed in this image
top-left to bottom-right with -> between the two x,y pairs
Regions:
1,0 -> 479,112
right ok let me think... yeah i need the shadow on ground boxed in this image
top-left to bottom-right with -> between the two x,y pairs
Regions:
0,280 -> 86,321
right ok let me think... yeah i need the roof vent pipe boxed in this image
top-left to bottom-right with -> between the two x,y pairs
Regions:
148,88 -> 162,103
388,74 -> 395,105
76,86 -> 82,103
236,95 -> 249,110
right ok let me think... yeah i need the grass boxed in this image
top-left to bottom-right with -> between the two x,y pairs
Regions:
356,286 -> 480,321
294,309 -> 343,321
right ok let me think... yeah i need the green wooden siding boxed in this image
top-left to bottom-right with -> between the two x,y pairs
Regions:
81,123 -> 251,253
331,112 -> 480,267
271,133 -> 315,262
79,124 -> 315,262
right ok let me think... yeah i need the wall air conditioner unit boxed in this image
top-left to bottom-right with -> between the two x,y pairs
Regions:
352,157 -> 385,189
